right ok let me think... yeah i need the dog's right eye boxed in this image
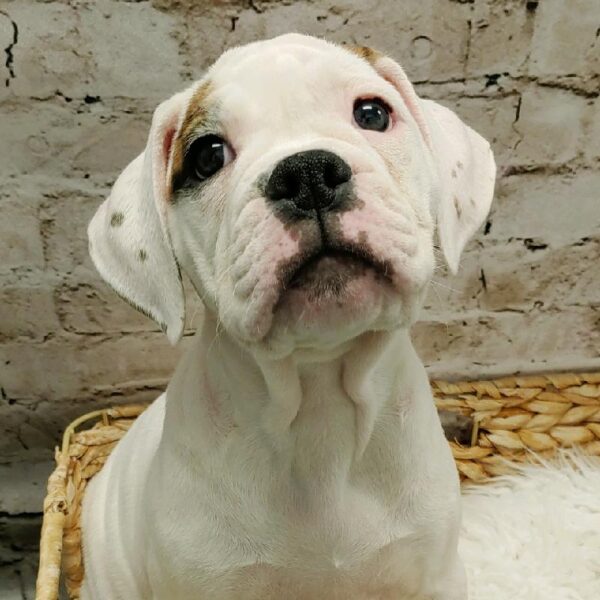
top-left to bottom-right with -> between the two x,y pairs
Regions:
189,135 -> 234,181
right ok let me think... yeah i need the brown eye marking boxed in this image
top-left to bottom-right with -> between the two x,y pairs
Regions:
180,80 -> 214,143
170,79 -> 214,196
110,212 -> 124,227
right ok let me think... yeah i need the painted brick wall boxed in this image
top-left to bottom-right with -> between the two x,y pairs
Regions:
0,0 -> 598,593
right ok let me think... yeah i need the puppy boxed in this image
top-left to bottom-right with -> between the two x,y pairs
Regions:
82,33 -> 495,600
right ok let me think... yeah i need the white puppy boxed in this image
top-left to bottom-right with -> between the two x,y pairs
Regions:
82,34 -> 495,600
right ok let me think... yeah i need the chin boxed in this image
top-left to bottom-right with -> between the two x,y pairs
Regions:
259,252 -> 409,356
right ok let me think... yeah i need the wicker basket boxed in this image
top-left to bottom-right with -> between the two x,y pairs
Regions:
35,372 -> 600,600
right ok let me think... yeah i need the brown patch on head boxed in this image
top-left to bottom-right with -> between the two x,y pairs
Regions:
347,45 -> 382,66
138,248 -> 148,262
169,79 -> 213,195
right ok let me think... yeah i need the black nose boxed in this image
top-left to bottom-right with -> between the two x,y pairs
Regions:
265,150 -> 352,214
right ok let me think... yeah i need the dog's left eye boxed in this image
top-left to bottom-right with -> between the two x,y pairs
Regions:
189,135 -> 234,181
353,98 -> 391,132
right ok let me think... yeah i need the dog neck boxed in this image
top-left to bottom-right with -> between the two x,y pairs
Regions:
163,311 -> 436,487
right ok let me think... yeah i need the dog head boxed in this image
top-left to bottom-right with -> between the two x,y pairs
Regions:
88,34 -> 495,356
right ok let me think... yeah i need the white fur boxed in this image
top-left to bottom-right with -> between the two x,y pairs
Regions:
82,34 -> 496,599
461,452 -> 600,600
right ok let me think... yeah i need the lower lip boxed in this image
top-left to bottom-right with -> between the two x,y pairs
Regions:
275,253 -> 394,319
288,252 -> 377,293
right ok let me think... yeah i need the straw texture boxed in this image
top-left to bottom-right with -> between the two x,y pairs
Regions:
35,372 -> 600,600
432,372 -> 600,482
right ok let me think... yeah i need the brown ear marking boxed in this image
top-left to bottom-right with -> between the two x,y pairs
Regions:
169,80 -> 213,197
347,45 -> 383,66
453,195 -> 462,218
110,211 -> 125,227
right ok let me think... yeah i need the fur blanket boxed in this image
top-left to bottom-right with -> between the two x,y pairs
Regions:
461,452 -> 600,600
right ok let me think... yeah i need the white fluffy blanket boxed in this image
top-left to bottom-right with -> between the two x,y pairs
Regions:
460,452 -> 600,600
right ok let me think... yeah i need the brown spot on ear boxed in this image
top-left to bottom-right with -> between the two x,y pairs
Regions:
453,196 -> 462,218
110,211 -> 124,227
347,45 -> 382,66
138,249 -> 148,262
170,79 -> 213,195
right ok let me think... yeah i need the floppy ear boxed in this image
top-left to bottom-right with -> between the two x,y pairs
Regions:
420,99 -> 496,273
364,52 -> 496,273
88,93 -> 188,344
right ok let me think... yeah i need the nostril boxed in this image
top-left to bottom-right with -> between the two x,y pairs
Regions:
266,173 -> 293,201
323,159 -> 352,190
284,172 -> 301,199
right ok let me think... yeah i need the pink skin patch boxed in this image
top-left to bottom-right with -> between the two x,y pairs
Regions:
228,201 -> 309,339
339,206 -> 417,292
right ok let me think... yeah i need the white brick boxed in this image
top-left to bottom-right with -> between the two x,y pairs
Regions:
0,199 -> 44,270
529,0 -> 600,78
414,306 -> 600,379
467,0 -> 533,77
440,95 -> 521,170
55,274 -> 203,335
40,191 -> 105,273
584,98 -> 600,162
0,333 -> 184,402
511,86 -> 588,166
192,0 -> 471,82
0,566 -> 22,600
6,0 -> 187,100
490,171 -> 600,246
0,462 -> 52,514
424,237 -> 600,317
0,101 -> 151,179
0,285 -> 60,340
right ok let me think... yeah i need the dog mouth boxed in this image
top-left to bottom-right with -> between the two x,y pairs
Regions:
280,246 -> 394,302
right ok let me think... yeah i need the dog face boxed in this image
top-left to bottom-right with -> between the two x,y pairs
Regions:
88,34 -> 495,355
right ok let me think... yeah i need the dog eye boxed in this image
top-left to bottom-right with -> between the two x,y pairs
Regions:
189,135 -> 233,181
353,98 -> 391,132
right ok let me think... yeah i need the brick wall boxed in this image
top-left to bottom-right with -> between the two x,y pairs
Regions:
0,0 -> 598,594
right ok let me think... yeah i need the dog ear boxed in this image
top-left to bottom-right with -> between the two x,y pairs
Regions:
88,93 -> 188,344
419,98 -> 496,273
354,48 -> 496,273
